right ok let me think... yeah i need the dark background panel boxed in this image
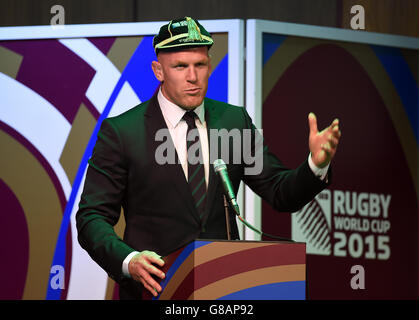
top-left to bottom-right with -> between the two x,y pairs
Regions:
0,0 -> 418,37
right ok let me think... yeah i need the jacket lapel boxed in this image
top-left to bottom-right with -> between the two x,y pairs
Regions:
201,98 -> 222,227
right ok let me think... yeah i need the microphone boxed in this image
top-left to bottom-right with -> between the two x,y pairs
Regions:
213,159 -> 295,242
213,159 -> 240,215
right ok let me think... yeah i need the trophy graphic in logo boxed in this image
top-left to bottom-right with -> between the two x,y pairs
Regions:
292,189 -> 332,255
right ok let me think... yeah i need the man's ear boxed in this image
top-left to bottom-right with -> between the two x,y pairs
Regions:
151,60 -> 164,82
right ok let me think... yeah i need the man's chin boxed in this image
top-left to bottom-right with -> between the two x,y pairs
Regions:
180,105 -> 200,111
180,97 -> 205,110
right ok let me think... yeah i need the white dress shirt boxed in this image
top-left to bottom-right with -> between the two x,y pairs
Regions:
121,88 -> 329,277
157,88 -> 210,187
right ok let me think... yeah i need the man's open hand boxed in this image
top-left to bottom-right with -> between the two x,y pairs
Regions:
308,112 -> 341,168
128,250 -> 165,297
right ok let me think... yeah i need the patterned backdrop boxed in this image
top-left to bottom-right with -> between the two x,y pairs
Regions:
0,32 -> 229,300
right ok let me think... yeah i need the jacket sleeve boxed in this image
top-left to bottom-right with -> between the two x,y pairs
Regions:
240,107 -> 330,213
76,118 -> 134,282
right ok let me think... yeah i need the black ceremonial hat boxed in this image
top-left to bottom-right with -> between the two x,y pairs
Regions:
153,17 -> 213,53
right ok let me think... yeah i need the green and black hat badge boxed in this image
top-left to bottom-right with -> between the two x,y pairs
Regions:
153,17 -> 214,53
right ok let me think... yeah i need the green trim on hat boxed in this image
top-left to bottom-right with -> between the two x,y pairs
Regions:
167,20 -> 174,38
155,33 -> 213,50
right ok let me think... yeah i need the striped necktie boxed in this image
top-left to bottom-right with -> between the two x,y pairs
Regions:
183,111 -> 206,219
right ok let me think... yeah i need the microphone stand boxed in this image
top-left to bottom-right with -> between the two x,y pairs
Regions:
223,195 -> 231,240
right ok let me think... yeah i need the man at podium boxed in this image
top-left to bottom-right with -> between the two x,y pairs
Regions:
76,17 -> 341,299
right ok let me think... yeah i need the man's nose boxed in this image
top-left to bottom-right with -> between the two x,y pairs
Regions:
186,67 -> 198,82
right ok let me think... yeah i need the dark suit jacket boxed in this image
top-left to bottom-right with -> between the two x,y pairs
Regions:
76,94 -> 329,299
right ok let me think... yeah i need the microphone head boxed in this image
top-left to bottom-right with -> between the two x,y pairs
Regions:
213,159 -> 227,173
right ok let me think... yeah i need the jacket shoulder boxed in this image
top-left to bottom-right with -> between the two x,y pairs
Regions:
204,97 -> 243,111
107,99 -> 150,124
204,97 -> 252,128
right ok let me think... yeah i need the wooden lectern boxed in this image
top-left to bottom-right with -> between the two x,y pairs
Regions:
143,240 -> 306,300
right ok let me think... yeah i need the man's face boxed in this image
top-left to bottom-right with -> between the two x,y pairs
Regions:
152,46 -> 211,110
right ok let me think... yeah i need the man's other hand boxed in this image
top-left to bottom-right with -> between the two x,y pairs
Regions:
128,250 -> 165,297
308,112 -> 341,168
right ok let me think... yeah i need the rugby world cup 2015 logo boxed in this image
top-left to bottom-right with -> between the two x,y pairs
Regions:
292,189 -> 392,260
